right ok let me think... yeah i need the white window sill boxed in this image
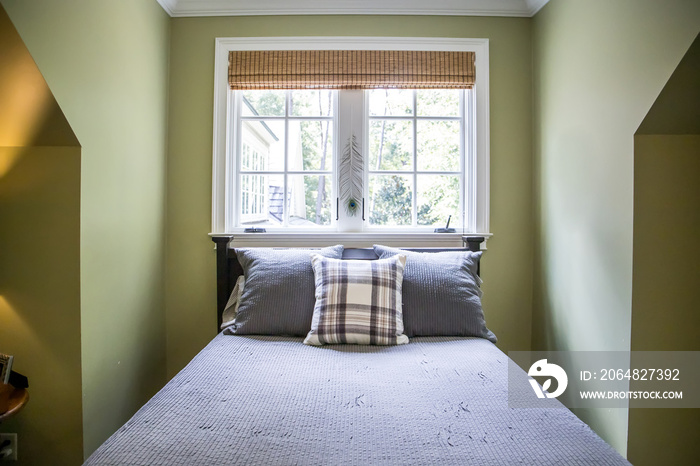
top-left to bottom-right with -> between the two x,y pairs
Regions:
209,231 -> 492,249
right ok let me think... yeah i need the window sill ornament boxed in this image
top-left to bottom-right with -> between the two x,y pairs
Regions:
339,134 -> 363,216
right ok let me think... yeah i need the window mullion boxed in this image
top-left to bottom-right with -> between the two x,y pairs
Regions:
232,92 -> 242,230
283,91 -> 290,228
412,90 -> 418,228
465,88 -> 476,232
459,89 -> 466,232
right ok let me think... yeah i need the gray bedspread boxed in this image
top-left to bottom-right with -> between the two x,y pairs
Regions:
85,335 -> 630,465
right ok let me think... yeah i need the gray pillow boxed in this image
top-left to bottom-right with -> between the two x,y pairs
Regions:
224,245 -> 344,336
373,245 -> 497,343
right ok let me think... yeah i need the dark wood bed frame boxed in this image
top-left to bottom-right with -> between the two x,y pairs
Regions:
212,235 -> 485,331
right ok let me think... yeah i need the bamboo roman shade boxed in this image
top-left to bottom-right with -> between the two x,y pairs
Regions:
228,50 -> 475,90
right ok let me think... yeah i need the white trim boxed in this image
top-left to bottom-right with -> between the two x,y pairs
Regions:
212,38 -> 230,233
212,36 -> 490,235
163,0 -> 548,18
464,87 -> 476,231
155,0 -> 176,16
214,36 -> 490,52
209,232 -> 493,249
227,91 -> 238,231
524,0 -> 550,16
474,46 -> 490,234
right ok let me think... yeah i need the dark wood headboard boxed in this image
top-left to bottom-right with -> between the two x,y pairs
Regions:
211,235 -> 485,332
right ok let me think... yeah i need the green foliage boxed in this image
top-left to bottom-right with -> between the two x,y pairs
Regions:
369,175 -> 412,226
303,175 -> 331,224
242,90 -> 284,116
296,91 -> 332,225
369,120 -> 413,170
369,90 -> 463,227
417,175 -> 459,225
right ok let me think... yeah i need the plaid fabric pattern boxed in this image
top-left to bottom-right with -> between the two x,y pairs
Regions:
304,254 -> 409,346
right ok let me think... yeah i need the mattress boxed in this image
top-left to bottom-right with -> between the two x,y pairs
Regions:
85,334 -> 630,465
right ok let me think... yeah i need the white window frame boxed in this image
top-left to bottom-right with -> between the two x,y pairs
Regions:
235,91 -> 337,230
239,135 -> 268,224
212,37 -> 491,246
362,89 -> 468,231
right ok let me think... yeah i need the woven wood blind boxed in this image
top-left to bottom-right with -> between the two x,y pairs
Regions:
228,50 -> 475,90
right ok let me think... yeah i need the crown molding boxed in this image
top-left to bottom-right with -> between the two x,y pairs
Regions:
524,0 -> 549,16
156,0 -> 176,16
157,0 -> 550,18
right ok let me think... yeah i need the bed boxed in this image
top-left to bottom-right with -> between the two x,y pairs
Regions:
85,236 -> 630,465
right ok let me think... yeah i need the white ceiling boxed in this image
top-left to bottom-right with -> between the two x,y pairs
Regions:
156,0 -> 550,18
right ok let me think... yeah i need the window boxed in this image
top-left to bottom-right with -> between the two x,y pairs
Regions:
236,90 -> 335,228
240,136 -> 269,223
366,89 -> 465,228
212,38 -> 490,240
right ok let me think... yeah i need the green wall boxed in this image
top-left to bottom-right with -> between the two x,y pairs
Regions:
636,34 -> 700,135
532,0 -> 700,455
0,6 -> 82,464
628,35 -> 700,464
0,5 -> 76,149
0,146 -> 82,465
0,0 -> 171,460
628,135 -> 700,465
166,15 -> 534,375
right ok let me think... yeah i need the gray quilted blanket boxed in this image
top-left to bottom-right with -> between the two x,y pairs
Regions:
85,335 -> 630,465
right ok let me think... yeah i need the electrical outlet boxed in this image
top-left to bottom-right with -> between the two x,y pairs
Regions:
0,433 -> 17,461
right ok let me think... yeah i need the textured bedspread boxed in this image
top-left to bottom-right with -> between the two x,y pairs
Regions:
86,335 -> 630,465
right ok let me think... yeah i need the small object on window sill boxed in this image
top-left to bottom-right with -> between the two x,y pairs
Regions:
434,215 -> 456,233
243,228 -> 266,233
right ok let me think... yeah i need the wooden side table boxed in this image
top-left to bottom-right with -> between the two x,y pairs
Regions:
0,384 -> 28,422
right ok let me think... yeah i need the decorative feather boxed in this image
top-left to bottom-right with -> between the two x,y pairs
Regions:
339,134 -> 363,216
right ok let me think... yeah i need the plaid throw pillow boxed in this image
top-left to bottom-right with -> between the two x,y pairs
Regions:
304,254 -> 409,346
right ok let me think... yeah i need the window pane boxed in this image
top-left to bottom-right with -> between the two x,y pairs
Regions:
239,174 -> 270,223
417,120 -> 460,171
239,174 -> 283,226
416,89 -> 460,117
289,120 -> 333,171
368,120 -> 413,171
417,175 -> 460,226
288,175 -> 332,226
241,90 -> 285,116
264,174 -> 285,225
241,120 -> 284,171
368,175 -> 413,226
368,89 -> 413,116
291,90 -> 334,117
